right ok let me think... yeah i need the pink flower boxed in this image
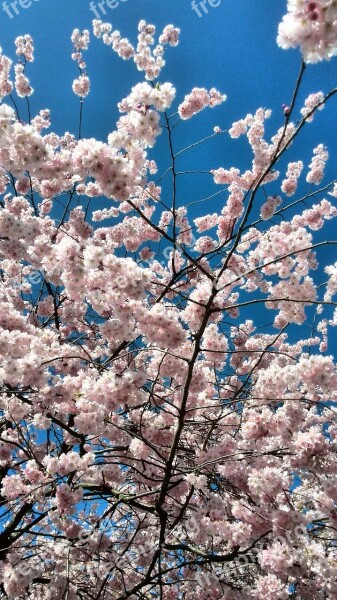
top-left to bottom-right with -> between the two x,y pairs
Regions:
178,87 -> 226,120
72,74 -> 90,98
159,25 -> 180,46
277,0 -> 337,63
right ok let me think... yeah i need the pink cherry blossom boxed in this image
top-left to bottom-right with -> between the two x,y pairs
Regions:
178,87 -> 226,120
277,0 -> 337,63
0,13 -> 336,600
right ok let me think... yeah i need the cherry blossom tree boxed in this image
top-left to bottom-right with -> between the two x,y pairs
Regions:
1,2 -> 337,598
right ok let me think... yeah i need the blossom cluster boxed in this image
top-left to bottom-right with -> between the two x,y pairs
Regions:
178,86 -> 226,120
93,19 -> 180,80
277,0 -> 337,63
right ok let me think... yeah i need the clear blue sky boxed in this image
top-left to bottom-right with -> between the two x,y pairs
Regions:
1,0 -> 337,332
1,0 -> 336,152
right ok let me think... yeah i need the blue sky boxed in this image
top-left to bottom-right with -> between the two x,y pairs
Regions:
1,0 -> 337,336
1,0 -> 336,149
